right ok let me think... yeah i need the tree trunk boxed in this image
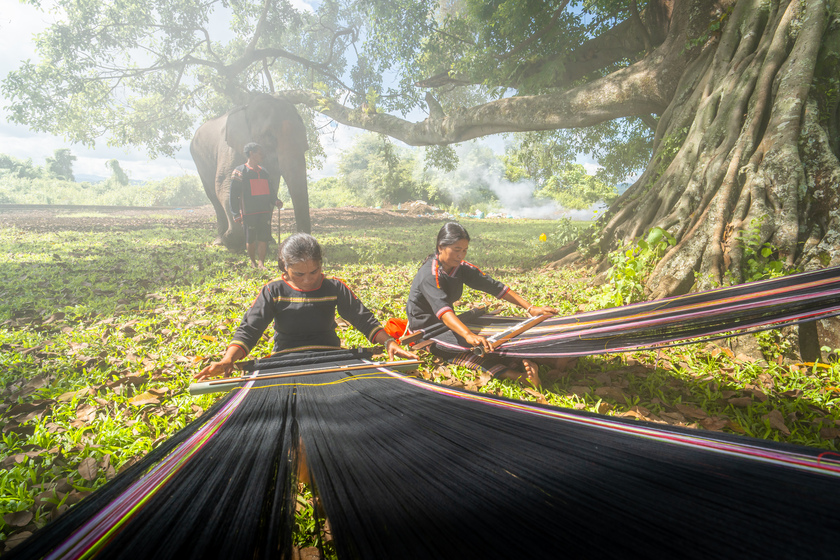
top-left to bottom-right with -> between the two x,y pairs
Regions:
597,0 -> 840,299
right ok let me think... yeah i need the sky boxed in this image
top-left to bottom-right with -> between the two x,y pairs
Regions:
0,0 -> 603,220
0,0 -> 360,182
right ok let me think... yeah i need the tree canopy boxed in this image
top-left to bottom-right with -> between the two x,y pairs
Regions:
4,0 -> 840,296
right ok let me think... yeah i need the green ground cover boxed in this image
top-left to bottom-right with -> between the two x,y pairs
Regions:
0,207 -> 838,553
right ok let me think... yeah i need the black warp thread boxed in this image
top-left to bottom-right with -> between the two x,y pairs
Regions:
7,351 -> 840,559
297,372 -> 840,559
429,265 -> 840,357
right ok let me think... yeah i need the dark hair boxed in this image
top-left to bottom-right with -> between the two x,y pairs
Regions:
435,222 -> 470,254
244,142 -> 261,156
278,233 -> 322,272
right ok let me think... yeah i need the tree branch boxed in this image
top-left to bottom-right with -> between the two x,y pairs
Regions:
245,0 -> 272,55
282,53 -> 675,145
418,9 -> 664,91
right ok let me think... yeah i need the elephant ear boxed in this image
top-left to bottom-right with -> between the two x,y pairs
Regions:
223,105 -> 251,156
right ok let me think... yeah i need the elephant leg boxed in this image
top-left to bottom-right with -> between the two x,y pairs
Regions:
210,197 -> 229,245
283,158 -> 311,234
216,171 -> 245,251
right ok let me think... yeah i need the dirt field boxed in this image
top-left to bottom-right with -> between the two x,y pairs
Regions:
0,204 -> 443,234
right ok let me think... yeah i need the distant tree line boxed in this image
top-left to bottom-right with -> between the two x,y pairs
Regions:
1,137 -> 618,212
306,132 -> 618,213
0,149 -> 205,207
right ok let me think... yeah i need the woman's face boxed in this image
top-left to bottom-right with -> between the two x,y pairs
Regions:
437,239 -> 469,270
283,259 -> 323,291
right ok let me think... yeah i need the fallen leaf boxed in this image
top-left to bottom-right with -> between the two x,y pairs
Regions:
78,457 -> 98,481
595,386 -> 627,401
3,511 -> 33,527
675,403 -> 708,419
727,397 -> 753,407
763,410 -> 790,435
58,388 -> 94,402
75,404 -> 97,422
128,392 -> 160,406
819,427 -> 839,439
700,416 -> 729,431
744,387 -> 768,402
4,531 -> 33,550
660,411 -> 686,423
568,385 -> 590,396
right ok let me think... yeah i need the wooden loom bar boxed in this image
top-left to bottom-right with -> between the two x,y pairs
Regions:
189,360 -> 421,395
472,314 -> 551,356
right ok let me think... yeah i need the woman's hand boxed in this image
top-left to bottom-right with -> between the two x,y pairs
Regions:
194,346 -> 244,381
527,305 -> 557,317
463,332 -> 493,354
386,339 -> 419,361
194,359 -> 234,381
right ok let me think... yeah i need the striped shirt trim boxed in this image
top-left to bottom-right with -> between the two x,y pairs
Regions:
275,344 -> 342,354
498,286 -> 510,298
273,295 -> 338,303
229,341 -> 251,356
462,260 -> 484,274
368,327 -> 385,341
432,258 -> 441,289
436,306 -> 454,319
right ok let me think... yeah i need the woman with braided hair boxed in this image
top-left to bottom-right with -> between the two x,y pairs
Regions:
406,222 -> 563,386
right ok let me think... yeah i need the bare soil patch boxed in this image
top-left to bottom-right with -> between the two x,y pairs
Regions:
0,204 -> 442,234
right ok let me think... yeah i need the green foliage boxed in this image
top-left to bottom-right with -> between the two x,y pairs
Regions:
549,217 -> 581,247
338,133 -> 437,206
505,124 -> 653,193
0,154 -> 42,180
534,163 -> 618,210
44,149 -> 76,182
306,177 -> 365,208
729,217 -> 787,283
0,209 -> 838,548
683,4 -> 735,53
3,0 -> 654,181
592,227 -> 677,307
0,174 -> 206,207
105,160 -> 130,187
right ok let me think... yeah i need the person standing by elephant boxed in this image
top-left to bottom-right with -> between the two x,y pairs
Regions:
230,142 -> 284,268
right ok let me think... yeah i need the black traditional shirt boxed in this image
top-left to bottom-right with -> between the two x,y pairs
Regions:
230,275 -> 384,355
229,163 -> 277,221
406,256 -> 509,331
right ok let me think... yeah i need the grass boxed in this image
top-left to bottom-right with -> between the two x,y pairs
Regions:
0,208 -> 838,552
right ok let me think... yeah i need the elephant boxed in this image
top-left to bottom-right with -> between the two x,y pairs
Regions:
190,93 -> 311,250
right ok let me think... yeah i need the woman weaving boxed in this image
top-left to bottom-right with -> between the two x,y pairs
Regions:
407,222 -> 558,386
196,233 -> 416,380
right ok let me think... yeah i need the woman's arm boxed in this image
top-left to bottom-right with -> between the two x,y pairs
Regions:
439,310 -> 492,353
372,330 -> 419,360
501,290 -> 557,316
195,344 -> 246,380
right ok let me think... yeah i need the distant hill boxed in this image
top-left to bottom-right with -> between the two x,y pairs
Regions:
75,174 -> 105,183
76,174 -> 144,185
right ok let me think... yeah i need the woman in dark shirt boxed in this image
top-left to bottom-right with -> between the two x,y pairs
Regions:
196,233 -> 416,380
406,222 -> 558,386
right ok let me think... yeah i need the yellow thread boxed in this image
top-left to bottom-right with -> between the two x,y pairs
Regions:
231,373 -> 402,391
